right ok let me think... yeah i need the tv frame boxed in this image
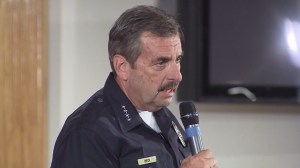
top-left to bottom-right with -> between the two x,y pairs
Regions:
176,0 -> 300,104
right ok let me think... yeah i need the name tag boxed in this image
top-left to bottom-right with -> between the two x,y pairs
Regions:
137,156 -> 157,165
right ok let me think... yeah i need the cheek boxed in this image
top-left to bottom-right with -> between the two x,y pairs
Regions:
138,73 -> 158,91
132,72 -> 152,87
144,72 -> 161,85
141,74 -> 155,86
134,65 -> 165,88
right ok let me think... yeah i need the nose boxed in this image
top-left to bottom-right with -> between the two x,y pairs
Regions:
168,62 -> 182,82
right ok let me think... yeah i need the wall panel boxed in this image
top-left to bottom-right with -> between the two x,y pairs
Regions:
0,0 -> 47,167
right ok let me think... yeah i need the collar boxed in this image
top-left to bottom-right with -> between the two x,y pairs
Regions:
154,108 -> 173,135
103,72 -> 175,134
103,72 -> 143,133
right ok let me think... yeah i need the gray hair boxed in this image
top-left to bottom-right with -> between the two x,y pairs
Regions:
108,5 -> 183,74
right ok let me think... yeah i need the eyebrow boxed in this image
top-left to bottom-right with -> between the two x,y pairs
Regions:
156,56 -> 172,62
153,54 -> 183,63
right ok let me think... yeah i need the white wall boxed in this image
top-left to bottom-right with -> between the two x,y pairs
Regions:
49,0 -> 300,167
48,0 -> 159,165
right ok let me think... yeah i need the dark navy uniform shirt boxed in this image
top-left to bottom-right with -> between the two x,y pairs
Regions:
51,73 -> 191,168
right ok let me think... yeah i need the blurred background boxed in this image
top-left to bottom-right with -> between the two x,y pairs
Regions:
1,0 -> 300,168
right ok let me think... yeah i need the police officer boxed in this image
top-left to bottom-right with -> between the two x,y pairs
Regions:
51,5 -> 218,168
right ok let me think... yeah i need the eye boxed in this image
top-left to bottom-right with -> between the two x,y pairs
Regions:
155,57 -> 169,67
176,55 -> 183,63
157,60 -> 166,66
153,57 -> 169,70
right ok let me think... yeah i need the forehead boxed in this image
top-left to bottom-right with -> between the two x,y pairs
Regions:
140,32 -> 182,53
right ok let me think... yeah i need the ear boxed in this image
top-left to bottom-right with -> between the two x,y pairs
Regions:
113,54 -> 130,80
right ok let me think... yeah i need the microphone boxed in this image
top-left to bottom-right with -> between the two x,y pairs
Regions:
180,102 -> 204,155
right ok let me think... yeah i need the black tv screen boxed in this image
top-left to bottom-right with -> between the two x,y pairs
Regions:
177,0 -> 300,103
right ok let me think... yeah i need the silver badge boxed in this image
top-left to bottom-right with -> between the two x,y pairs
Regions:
172,121 -> 186,147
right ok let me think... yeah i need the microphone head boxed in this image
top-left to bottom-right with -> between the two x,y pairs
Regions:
180,102 -> 199,127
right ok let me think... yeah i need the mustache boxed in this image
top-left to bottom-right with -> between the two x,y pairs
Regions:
158,81 -> 180,92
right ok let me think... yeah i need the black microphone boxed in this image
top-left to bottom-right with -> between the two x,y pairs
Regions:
180,102 -> 204,155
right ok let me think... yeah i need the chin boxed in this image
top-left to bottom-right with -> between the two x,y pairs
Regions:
160,97 -> 173,107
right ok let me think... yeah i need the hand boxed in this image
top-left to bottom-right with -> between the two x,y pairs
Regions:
180,149 -> 218,168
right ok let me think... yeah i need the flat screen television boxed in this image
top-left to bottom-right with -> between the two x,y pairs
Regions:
177,0 -> 300,103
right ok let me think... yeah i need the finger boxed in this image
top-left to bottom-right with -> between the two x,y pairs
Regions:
209,158 -> 218,168
194,149 -> 213,158
206,158 -> 218,167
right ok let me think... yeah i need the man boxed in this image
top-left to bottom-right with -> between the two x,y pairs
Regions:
51,5 -> 218,168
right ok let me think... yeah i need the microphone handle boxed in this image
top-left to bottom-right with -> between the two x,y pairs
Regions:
188,135 -> 204,155
185,124 -> 204,155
